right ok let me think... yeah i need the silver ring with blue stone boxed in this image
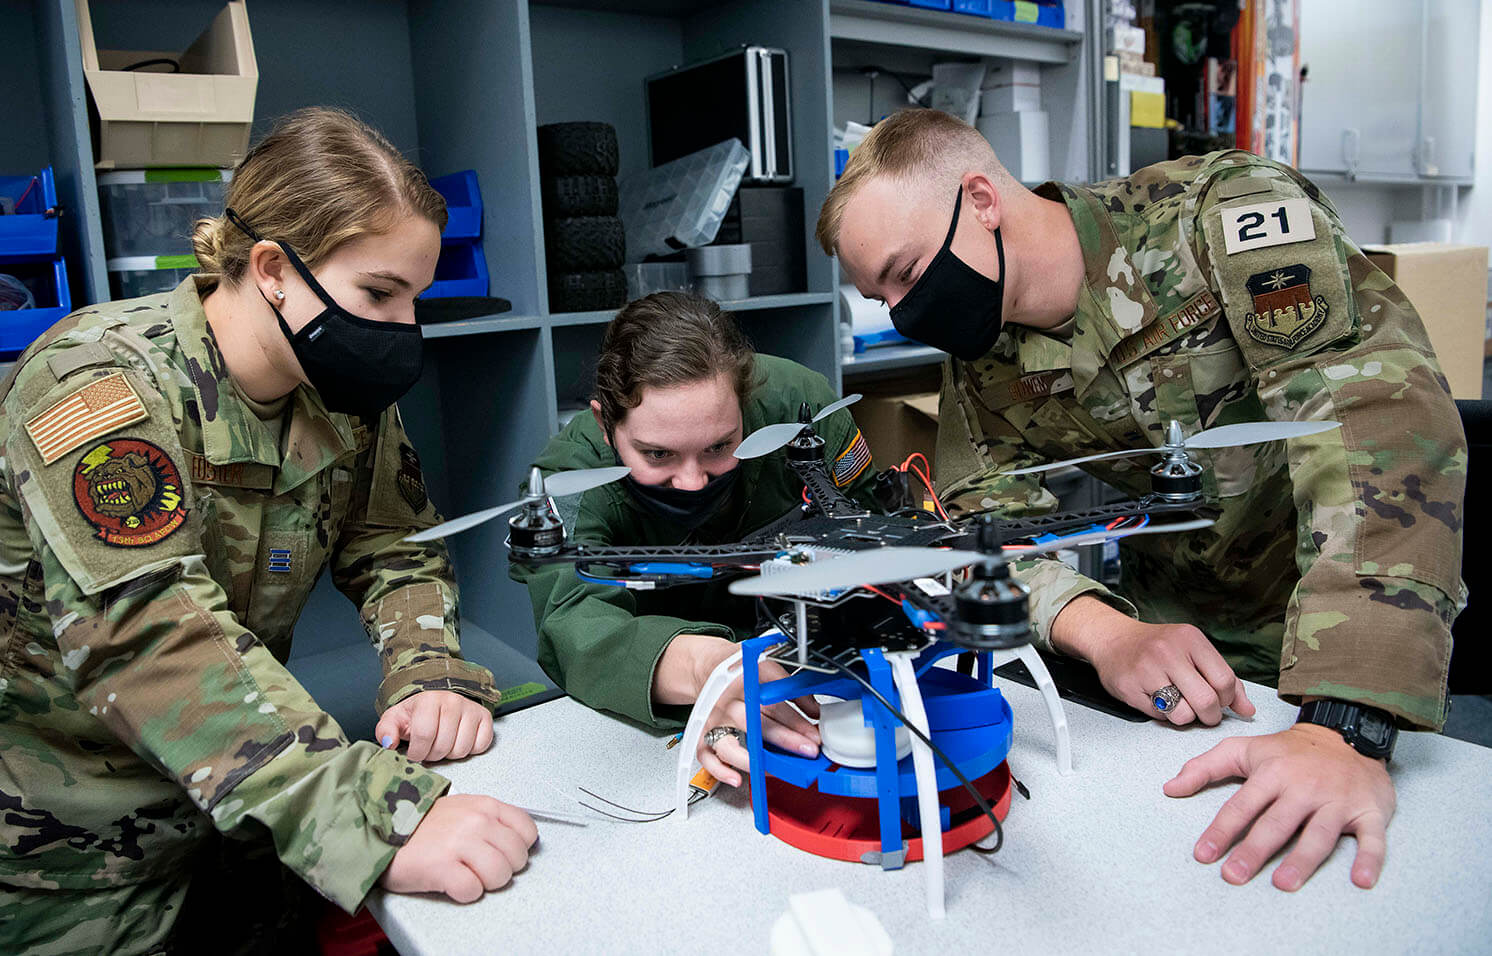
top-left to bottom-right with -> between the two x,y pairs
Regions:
1151,684 -> 1183,713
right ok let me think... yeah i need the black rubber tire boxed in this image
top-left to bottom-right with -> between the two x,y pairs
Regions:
543,175 -> 619,218
537,122 -> 620,176
546,216 -> 625,271
549,270 -> 627,313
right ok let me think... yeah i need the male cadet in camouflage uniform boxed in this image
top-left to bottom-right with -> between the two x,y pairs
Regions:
819,109 -> 1464,892
0,278 -> 504,952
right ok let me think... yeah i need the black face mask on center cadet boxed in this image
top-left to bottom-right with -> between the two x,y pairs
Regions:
226,209 -> 424,419
618,457 -> 741,531
887,185 -> 1007,363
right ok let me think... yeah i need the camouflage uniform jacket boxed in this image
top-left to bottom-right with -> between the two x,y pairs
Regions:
0,277 -> 500,910
512,355 -> 878,727
937,151 -> 1465,730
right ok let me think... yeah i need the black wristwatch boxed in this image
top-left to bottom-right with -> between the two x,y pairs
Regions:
1297,699 -> 1398,761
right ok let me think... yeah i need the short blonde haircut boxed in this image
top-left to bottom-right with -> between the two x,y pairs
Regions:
192,107 -> 447,283
816,108 -> 1012,256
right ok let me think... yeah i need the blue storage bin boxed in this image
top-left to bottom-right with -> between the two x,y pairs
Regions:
991,0 -> 1065,28
953,0 -> 992,14
430,170 -> 482,243
0,167 -> 60,263
425,241 -> 489,299
0,256 -> 70,357
907,0 -> 952,8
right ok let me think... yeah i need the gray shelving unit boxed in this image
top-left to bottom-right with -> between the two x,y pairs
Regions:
7,0 -> 1099,666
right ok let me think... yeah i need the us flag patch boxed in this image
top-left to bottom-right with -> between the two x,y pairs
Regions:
831,430 -> 872,487
26,371 -> 149,465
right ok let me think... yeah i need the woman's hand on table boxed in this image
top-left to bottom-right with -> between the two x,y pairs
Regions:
380,794 -> 538,903
656,634 -> 821,788
376,690 -> 495,763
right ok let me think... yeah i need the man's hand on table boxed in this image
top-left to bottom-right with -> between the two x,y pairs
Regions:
1051,596 -> 1255,726
654,634 -> 821,788
380,794 -> 538,903
1165,722 -> 1396,891
376,690 -> 495,763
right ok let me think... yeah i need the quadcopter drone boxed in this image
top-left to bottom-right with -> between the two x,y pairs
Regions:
409,399 -> 1339,918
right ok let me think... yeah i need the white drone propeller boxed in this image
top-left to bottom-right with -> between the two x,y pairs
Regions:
1003,420 -> 1342,477
727,517 -> 1216,598
403,465 -> 630,543
733,394 -> 864,460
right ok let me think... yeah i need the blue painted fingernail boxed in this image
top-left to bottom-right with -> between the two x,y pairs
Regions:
381,735 -> 394,749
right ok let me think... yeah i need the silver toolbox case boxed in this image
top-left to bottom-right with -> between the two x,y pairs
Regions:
646,46 -> 792,185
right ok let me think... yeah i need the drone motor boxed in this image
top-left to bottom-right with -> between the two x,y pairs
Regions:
1149,420 -> 1204,502
508,467 -> 566,559
948,517 -> 1034,651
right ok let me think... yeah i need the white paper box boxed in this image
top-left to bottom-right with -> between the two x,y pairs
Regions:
976,112 -> 1050,183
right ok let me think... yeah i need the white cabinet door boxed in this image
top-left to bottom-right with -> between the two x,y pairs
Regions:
1419,0 -> 1481,181
1299,0 -> 1423,179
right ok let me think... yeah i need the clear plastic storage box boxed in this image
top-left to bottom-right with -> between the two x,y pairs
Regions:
618,139 -> 749,261
108,254 -> 199,300
98,169 -> 232,259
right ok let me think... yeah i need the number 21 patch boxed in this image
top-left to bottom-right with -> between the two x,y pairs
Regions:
1221,197 -> 1315,255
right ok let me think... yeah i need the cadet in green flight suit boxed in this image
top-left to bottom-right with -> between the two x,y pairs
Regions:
513,292 -> 879,787
0,109 -> 536,955
818,109 -> 1464,893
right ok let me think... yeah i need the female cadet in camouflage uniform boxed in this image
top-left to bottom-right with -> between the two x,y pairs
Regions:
0,109 -> 536,954
512,292 -> 880,789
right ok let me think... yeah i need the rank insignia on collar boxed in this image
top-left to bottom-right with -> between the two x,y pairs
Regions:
267,548 -> 292,573
1243,264 -> 1329,349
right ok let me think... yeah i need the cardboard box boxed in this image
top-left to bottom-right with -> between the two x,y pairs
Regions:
76,0 -> 258,169
975,111 -> 1050,183
1364,243 -> 1490,400
856,392 -> 941,481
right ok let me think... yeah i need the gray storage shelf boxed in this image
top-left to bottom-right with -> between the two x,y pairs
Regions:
9,0 -> 1099,680
843,342 -> 946,377
829,0 -> 1083,64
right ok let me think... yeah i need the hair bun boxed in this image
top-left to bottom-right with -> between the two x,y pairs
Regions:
191,216 -> 227,274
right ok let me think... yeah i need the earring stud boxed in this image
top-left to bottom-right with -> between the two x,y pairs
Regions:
274,289 -> 285,300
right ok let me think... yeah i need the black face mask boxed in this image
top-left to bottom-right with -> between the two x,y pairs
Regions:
620,464 -> 740,531
226,209 -> 424,419
888,186 -> 1006,363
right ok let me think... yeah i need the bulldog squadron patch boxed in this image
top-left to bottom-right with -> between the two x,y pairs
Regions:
73,439 -> 188,547
1243,265 -> 1329,349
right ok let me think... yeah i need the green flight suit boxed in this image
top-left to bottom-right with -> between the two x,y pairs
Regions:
513,354 -> 878,727
937,151 -> 1465,730
0,277 -> 500,953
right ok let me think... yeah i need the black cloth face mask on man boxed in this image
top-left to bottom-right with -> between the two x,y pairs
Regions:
888,185 -> 1007,363
226,209 -> 424,419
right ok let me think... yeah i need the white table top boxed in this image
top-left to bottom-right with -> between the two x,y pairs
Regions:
367,676 -> 1492,955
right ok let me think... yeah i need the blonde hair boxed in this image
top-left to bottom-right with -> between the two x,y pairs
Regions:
816,108 -> 1014,256
192,107 -> 447,282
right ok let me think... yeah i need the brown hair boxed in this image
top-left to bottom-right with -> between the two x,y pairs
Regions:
192,107 -> 447,282
592,292 -> 757,433
816,108 -> 1012,256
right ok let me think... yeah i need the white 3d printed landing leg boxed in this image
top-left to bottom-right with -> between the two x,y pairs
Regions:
990,643 -> 1073,775
887,651 -> 945,919
674,642 -> 748,819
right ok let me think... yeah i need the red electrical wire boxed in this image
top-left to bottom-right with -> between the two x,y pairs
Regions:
899,452 -> 948,520
11,177 -> 38,210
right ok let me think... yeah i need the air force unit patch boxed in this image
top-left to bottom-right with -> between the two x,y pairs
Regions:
1243,264 -> 1329,349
